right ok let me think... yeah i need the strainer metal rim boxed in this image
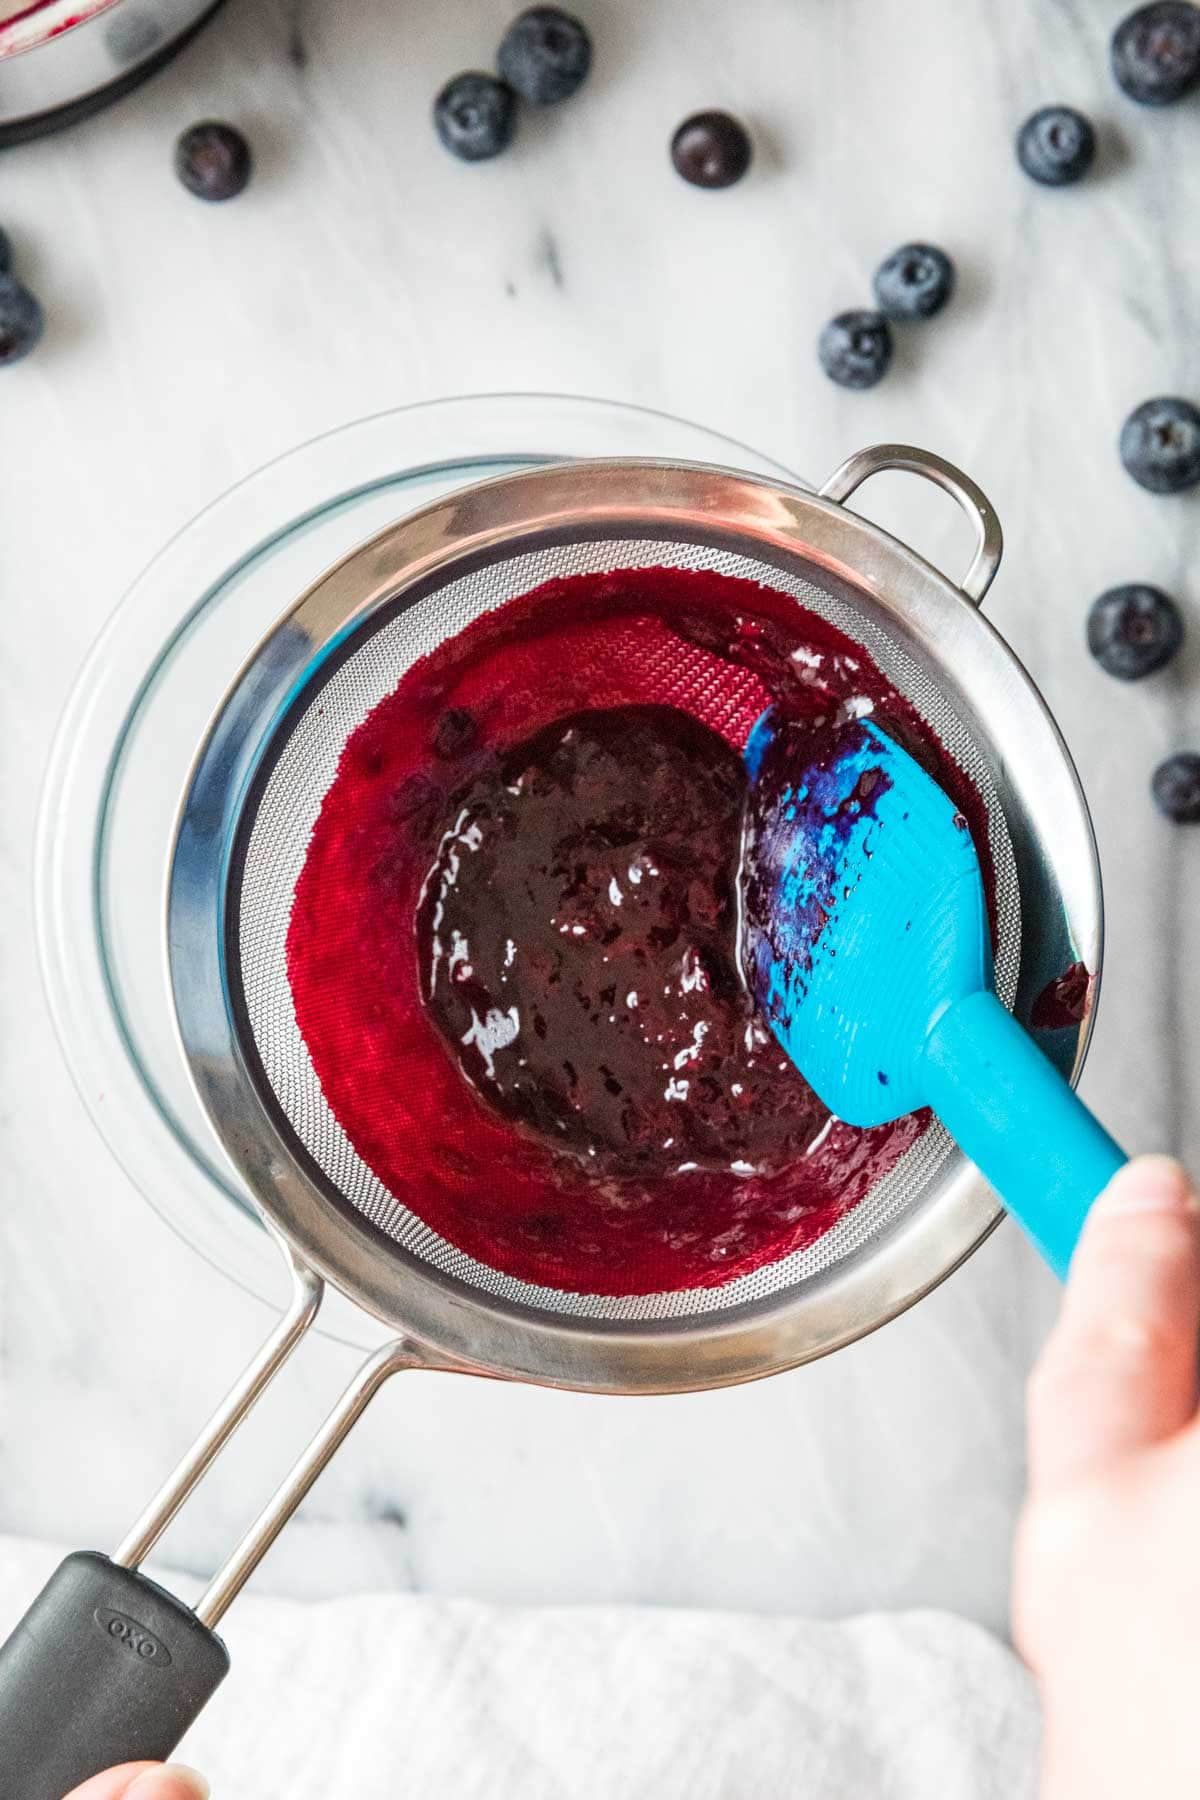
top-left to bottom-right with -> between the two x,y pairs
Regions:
167,454 -> 1102,1393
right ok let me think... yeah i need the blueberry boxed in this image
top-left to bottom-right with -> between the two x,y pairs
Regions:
670,111 -> 753,189
872,243 -> 955,321
1087,584 -> 1184,679
1016,106 -> 1096,185
1112,2 -> 1200,104
0,227 -> 11,276
434,72 -> 517,162
1120,396 -> 1200,493
175,122 -> 253,201
432,707 -> 479,758
0,275 -> 44,368
498,7 -> 591,106
817,310 -> 893,390
1152,751 -> 1200,821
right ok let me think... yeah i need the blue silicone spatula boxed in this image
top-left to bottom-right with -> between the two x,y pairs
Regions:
741,708 -> 1126,1277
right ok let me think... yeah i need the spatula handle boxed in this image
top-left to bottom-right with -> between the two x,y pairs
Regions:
922,991 -> 1127,1278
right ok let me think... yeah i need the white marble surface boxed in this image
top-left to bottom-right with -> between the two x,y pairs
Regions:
3,0 -> 1200,1649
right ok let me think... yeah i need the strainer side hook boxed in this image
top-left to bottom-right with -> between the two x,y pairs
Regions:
819,443 -> 1003,606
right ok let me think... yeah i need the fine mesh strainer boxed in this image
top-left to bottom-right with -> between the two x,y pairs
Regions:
0,448 -> 1102,1797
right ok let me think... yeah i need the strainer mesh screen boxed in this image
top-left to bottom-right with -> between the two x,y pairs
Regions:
235,536 -> 1020,1323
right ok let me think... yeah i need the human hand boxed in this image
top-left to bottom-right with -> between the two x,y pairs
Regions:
63,1764 -> 208,1800
1015,1154 -> 1200,1799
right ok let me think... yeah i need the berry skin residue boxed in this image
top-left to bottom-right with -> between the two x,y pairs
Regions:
287,565 -> 986,1297
739,712 -> 897,1042
1032,961 -> 1094,1030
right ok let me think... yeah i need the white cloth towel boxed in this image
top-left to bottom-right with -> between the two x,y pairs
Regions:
0,1537 -> 1038,1799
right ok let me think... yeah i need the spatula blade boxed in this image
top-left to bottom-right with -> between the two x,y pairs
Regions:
741,709 -> 992,1127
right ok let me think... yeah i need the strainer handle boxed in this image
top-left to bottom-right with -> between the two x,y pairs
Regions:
0,1239 -> 421,1795
818,444 -> 1003,606
0,1552 -> 229,1800
0,1334 -> 417,1795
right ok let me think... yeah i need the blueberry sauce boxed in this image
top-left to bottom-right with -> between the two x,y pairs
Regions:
286,566 -> 988,1296
418,704 -> 821,1181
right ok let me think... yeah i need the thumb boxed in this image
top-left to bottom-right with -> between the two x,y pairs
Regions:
1027,1154 -> 1200,1491
64,1765 -> 209,1800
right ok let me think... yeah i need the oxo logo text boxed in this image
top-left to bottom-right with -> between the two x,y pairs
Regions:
94,1607 -> 173,1666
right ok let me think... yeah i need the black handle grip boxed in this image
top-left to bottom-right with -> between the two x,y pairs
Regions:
0,1552 -> 229,1800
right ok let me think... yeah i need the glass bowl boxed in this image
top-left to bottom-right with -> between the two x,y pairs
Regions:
35,393 -> 797,1346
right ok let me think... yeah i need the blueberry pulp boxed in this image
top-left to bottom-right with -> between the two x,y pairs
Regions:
1112,1 -> 1200,104
1120,396 -> 1200,493
1152,752 -> 1200,821
434,71 -> 517,161
873,243 -> 955,321
174,122 -> 253,201
670,111 -> 753,188
1087,584 -> 1184,679
0,275 -> 43,367
1016,106 -> 1097,185
417,705 -> 825,1180
498,6 -> 592,105
818,310 -> 893,389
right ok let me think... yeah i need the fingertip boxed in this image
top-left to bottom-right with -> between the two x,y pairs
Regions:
63,1764 -> 209,1800
127,1766 -> 209,1799
1029,1155 -> 1200,1487
1068,1155 -> 1200,1312
1087,1155 -> 1198,1223
63,1766 -> 159,1800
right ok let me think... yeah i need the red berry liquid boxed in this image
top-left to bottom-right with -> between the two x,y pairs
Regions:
286,565 -> 987,1296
